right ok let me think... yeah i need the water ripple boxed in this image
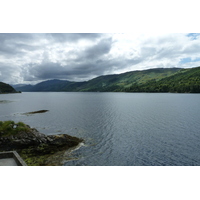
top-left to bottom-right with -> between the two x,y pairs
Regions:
1,92 -> 200,166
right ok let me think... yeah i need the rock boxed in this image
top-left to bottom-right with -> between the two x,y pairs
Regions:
0,122 -> 83,165
23,110 -> 49,115
1,129 -> 82,151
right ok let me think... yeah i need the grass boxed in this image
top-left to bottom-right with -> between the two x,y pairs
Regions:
0,121 -> 30,136
0,120 -> 83,165
18,146 -> 67,166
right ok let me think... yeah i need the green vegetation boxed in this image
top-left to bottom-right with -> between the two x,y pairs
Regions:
14,68 -> 181,92
0,82 -> 17,93
126,67 -> 200,93
19,146 -> 57,166
0,121 -> 30,136
76,68 -> 181,92
13,66 -> 200,93
0,121 -> 83,166
19,145 -> 68,166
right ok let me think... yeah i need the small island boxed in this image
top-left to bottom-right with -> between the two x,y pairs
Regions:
0,121 -> 83,166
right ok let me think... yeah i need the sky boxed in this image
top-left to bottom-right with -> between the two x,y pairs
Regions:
1,1 -> 200,199
0,33 -> 200,85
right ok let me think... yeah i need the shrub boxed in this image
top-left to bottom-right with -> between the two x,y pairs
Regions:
0,121 -> 30,136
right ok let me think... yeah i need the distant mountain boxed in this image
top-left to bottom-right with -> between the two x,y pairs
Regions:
12,84 -> 34,92
28,79 -> 73,92
12,79 -> 71,92
11,84 -> 28,88
12,67 -> 200,93
0,82 -> 18,93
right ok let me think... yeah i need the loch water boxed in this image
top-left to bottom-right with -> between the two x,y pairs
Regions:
1,92 -> 200,166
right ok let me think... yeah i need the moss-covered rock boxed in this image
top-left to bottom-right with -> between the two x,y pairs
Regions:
0,121 -> 83,165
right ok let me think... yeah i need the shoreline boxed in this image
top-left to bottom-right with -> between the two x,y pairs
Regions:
0,121 -> 83,166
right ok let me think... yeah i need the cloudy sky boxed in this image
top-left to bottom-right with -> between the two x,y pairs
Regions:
0,33 -> 200,85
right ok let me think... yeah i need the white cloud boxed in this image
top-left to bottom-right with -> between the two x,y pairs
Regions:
0,33 -> 200,84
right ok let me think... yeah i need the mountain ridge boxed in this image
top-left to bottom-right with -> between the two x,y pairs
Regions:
12,67 -> 200,93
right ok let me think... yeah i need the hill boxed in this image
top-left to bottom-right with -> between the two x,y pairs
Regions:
28,79 -> 72,92
0,82 -> 18,93
13,79 -> 74,92
75,68 -> 181,92
12,66 -> 200,93
13,68 -> 181,92
126,67 -> 200,93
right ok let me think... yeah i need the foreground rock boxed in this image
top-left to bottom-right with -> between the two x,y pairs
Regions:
0,121 -> 83,165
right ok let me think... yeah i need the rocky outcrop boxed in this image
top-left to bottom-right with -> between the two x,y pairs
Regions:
0,123 -> 83,165
23,110 -> 49,115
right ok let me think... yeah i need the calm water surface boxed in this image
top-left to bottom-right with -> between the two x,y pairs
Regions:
1,92 -> 200,166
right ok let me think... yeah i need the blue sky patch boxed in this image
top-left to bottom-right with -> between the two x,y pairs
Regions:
187,33 -> 200,40
180,57 -> 200,64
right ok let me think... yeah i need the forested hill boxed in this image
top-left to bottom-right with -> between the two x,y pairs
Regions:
126,66 -> 200,93
13,68 -> 181,92
0,82 -> 18,93
13,66 -> 200,93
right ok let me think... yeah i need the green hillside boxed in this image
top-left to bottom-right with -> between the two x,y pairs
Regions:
76,68 -> 181,92
15,68 -> 180,92
126,67 -> 200,93
0,82 -> 17,93
13,66 -> 200,93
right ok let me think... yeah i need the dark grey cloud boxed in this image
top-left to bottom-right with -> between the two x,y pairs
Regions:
1,33 -> 200,84
0,33 -> 114,83
0,33 -> 34,41
47,33 -> 103,43
25,37 -> 114,81
0,33 -> 43,56
51,56 -> 142,81
83,38 -> 112,59
26,62 -> 64,81
73,37 -> 113,61
0,33 -> 105,83
0,63 -> 19,83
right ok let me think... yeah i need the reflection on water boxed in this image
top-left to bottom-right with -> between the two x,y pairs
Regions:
1,92 -> 200,165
